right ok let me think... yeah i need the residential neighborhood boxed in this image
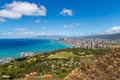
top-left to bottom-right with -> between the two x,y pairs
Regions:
61,38 -> 120,49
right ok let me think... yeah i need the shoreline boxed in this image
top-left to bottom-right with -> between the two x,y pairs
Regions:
0,39 -> 71,60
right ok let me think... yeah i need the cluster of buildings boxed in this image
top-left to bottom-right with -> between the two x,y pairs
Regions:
0,52 -> 35,65
61,38 -> 120,49
0,58 -> 13,65
20,52 -> 35,58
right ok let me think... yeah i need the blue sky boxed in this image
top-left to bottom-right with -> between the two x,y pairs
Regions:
0,0 -> 120,38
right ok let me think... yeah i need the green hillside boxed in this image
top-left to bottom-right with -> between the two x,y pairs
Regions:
0,48 -> 109,80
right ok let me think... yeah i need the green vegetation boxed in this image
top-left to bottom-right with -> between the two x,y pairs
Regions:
65,48 -> 120,80
48,52 -> 75,59
0,48 -> 110,80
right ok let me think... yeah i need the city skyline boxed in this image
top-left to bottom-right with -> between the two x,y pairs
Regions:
0,0 -> 120,38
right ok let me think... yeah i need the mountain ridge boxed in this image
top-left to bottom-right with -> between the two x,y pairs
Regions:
34,33 -> 120,40
65,48 -> 120,80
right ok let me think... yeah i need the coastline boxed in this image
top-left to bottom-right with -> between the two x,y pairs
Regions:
0,39 -> 71,60
52,39 -> 74,48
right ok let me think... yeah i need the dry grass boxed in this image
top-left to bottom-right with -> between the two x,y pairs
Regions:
48,52 -> 75,59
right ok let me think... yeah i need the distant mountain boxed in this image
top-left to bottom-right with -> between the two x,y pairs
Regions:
31,33 -> 120,40
83,33 -> 120,40
32,35 -> 70,39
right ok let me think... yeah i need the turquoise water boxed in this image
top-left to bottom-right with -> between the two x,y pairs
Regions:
0,39 -> 70,59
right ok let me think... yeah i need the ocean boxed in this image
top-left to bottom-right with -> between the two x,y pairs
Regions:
0,39 -> 70,59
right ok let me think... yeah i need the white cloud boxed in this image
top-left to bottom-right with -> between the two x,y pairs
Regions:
95,26 -> 120,35
0,9 -> 22,19
35,19 -> 48,23
104,26 -> 120,34
35,19 -> 41,23
0,18 -> 5,22
1,27 -> 71,38
63,23 -> 81,28
13,28 -> 26,31
1,28 -> 44,37
0,1 -> 46,19
41,26 -> 47,30
2,32 -> 13,35
2,28 -> 42,37
1,28 -> 70,38
60,8 -> 73,16
2,31 -> 41,37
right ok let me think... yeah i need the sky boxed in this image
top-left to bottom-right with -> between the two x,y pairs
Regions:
0,0 -> 120,38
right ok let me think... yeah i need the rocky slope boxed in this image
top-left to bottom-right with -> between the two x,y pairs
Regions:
65,48 -> 120,80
